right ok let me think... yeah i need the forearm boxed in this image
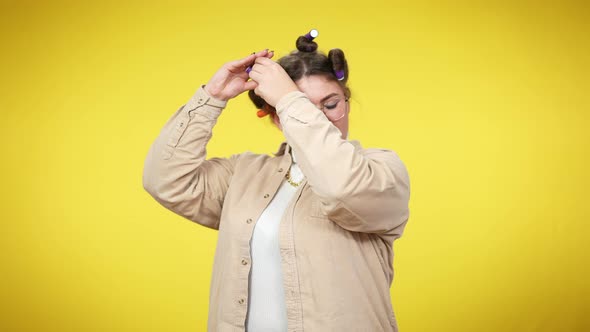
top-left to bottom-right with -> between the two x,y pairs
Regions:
143,86 -> 233,228
275,91 -> 410,235
275,91 -> 369,198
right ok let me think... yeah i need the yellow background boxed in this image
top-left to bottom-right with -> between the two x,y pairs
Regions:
1,1 -> 588,331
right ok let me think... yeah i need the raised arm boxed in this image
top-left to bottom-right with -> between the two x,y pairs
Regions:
276,92 -> 410,236
248,57 -> 410,236
143,50 -> 274,229
142,87 -> 235,230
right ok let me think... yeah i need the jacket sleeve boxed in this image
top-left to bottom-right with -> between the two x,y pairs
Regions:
142,86 -> 238,230
276,91 -> 410,236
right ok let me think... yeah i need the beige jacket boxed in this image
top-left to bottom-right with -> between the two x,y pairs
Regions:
143,86 -> 411,332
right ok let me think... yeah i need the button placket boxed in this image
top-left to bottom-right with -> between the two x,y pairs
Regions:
278,180 -> 306,330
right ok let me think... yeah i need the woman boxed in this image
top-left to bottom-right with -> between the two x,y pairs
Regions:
143,31 -> 411,332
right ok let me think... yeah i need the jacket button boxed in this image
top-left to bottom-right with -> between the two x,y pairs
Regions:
241,259 -> 248,265
278,168 -> 283,172
246,218 -> 252,224
238,298 -> 245,304
264,194 -> 269,198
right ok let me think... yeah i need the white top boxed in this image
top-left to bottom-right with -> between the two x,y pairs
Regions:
246,150 -> 304,331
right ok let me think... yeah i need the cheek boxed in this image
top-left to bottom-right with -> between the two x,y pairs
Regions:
333,119 -> 349,138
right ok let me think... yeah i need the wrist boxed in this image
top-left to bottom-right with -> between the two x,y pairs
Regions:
275,90 -> 306,114
195,85 -> 229,109
272,87 -> 299,107
203,84 -> 229,102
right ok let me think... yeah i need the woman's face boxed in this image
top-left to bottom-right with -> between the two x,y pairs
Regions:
272,75 -> 350,139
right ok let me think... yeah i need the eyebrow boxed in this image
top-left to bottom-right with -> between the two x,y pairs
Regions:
320,93 -> 340,103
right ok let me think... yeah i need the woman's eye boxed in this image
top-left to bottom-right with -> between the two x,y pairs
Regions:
324,102 -> 339,110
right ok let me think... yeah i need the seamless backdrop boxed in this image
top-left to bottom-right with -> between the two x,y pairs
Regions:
0,1 -> 588,331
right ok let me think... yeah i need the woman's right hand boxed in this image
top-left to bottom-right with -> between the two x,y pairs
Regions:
204,49 -> 274,102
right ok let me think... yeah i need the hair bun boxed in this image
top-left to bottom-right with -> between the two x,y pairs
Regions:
328,48 -> 348,82
296,36 -> 318,53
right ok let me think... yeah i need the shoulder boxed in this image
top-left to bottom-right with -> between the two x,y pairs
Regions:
351,139 -> 404,163
353,140 -> 410,185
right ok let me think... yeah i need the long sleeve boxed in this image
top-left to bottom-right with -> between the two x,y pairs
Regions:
142,86 -> 238,230
275,91 -> 410,236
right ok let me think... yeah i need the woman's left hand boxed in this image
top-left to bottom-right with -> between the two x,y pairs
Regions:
248,57 -> 300,107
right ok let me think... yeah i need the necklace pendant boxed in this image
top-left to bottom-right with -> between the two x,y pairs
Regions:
285,168 -> 304,187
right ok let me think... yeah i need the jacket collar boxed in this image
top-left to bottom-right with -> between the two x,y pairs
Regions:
273,141 -> 290,157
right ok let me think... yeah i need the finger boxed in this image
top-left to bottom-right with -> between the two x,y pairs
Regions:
254,57 -> 274,65
254,49 -> 270,57
230,49 -> 270,72
248,67 -> 262,81
264,50 -> 275,59
249,63 -> 265,75
228,53 -> 257,70
247,49 -> 270,67
243,80 -> 258,91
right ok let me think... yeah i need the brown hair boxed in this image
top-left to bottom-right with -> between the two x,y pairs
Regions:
248,34 -> 350,116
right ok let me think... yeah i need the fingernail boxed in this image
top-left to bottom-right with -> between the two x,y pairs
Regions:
270,50 -> 274,53
251,52 -> 255,55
